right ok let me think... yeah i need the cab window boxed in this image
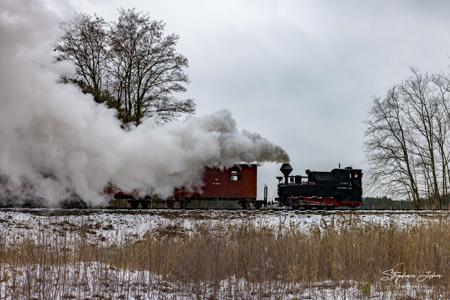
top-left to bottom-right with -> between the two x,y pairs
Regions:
230,170 -> 240,182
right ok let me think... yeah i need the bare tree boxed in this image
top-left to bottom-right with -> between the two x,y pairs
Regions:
366,69 -> 450,209
54,9 -> 195,125
400,71 -> 442,208
366,87 -> 420,208
55,14 -> 110,104
432,74 -> 450,204
109,9 -> 194,124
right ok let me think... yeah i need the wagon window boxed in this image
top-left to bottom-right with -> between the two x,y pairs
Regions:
230,170 -> 240,182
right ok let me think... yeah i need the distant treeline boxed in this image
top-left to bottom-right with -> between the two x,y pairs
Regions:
361,196 -> 450,210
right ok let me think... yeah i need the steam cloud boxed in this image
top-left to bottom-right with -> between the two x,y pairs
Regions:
0,0 -> 289,206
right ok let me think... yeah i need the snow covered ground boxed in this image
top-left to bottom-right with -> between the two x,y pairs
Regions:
0,262 -> 439,300
0,208 -> 447,246
0,209 -> 447,299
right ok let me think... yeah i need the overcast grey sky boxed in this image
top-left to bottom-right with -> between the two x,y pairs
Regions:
59,0 -> 450,199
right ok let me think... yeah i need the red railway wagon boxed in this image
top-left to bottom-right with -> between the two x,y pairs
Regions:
108,163 -> 260,209
173,164 -> 258,209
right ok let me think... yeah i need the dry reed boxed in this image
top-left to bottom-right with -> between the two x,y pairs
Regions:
0,221 -> 449,298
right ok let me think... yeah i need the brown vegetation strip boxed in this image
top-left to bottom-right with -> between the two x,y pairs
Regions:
1,222 -> 450,298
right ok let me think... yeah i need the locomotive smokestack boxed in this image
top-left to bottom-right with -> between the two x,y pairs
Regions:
280,163 -> 293,184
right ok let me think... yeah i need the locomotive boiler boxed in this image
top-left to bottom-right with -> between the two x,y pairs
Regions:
277,163 -> 363,209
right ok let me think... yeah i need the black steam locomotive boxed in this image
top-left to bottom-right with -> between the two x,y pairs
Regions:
277,163 -> 362,209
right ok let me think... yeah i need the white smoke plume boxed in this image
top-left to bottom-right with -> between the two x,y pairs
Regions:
0,0 -> 289,206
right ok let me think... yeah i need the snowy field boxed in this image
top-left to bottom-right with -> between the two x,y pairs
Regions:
0,208 -> 447,246
0,262 -> 438,300
0,209 -> 448,299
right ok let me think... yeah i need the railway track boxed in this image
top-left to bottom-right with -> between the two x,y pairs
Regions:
0,207 -> 449,216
